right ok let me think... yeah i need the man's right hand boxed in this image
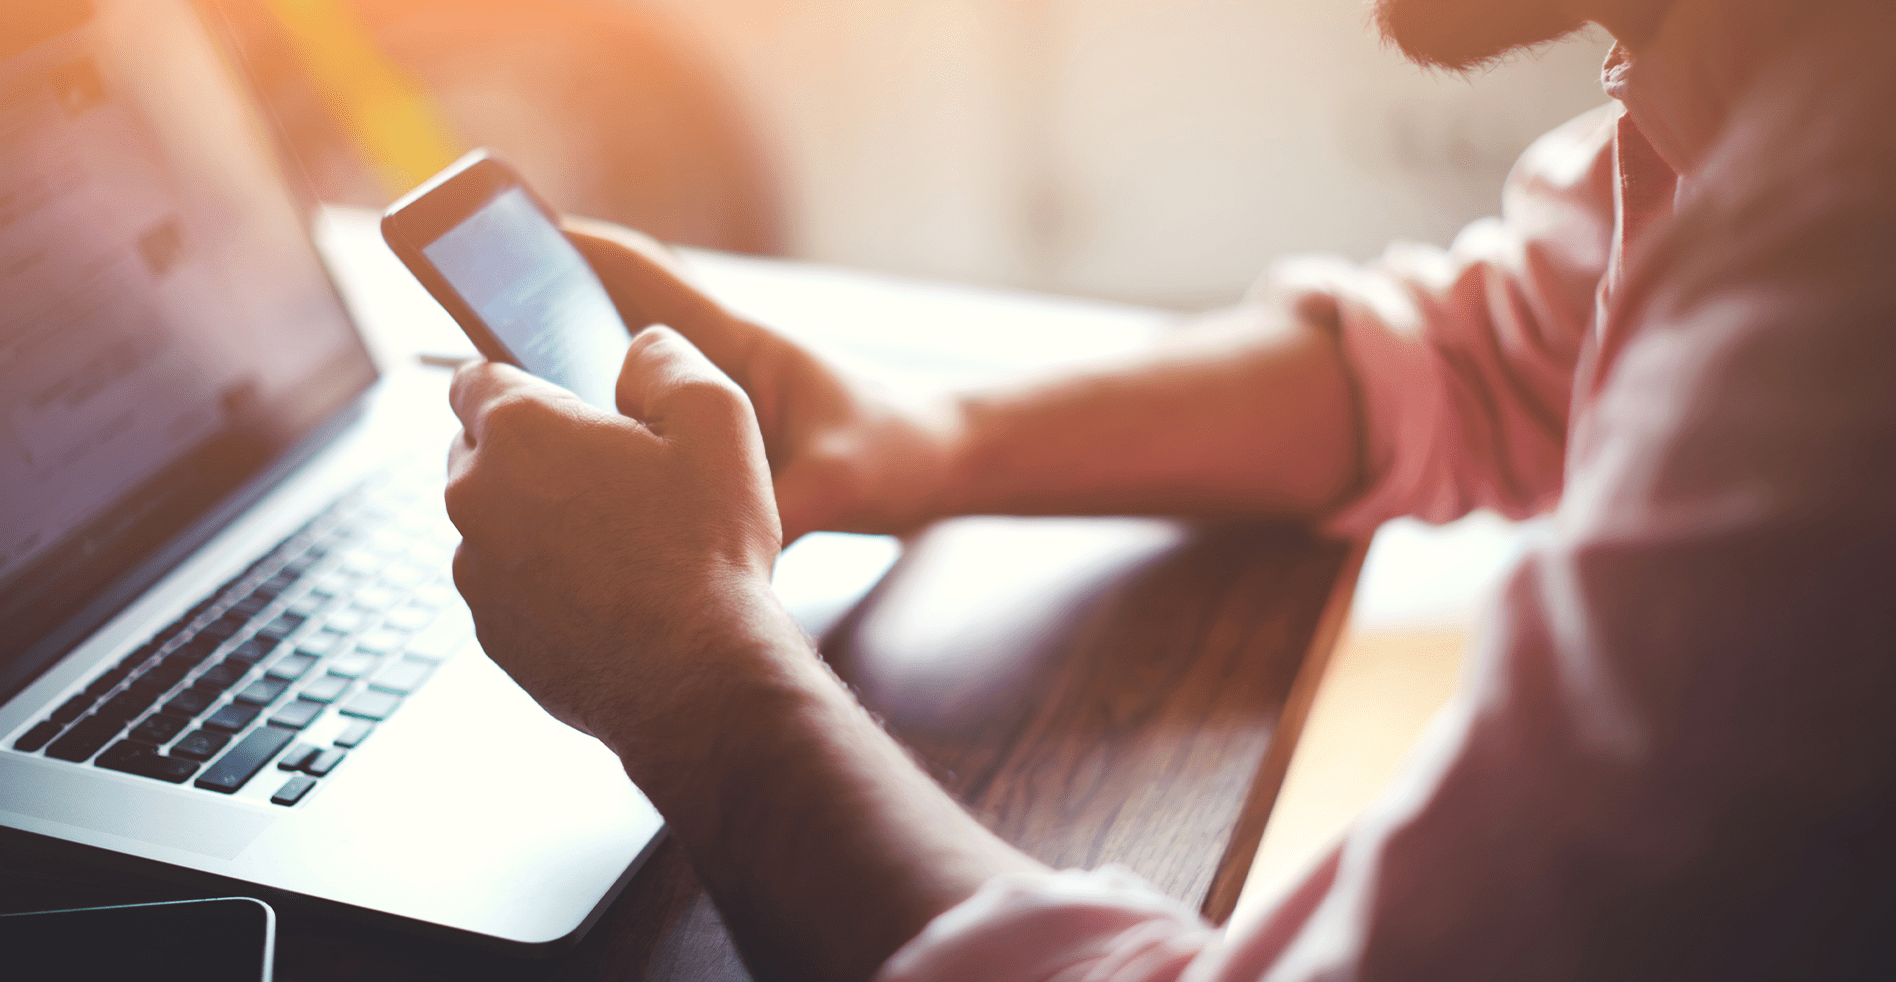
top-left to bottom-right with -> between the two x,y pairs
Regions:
566,219 -> 965,542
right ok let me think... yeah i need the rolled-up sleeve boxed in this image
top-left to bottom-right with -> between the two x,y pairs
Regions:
1268,104 -> 1619,536
874,105 -> 1626,982
875,53 -> 1896,977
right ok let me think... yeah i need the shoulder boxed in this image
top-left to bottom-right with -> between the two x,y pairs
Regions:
1600,2 -> 1896,524
1628,2 -> 1896,338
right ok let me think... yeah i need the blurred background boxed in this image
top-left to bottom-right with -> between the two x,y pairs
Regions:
217,0 -> 1613,310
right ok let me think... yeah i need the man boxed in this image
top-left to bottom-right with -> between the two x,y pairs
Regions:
443,0 -> 1896,978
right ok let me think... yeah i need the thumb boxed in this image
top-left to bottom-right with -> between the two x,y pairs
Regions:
616,326 -> 758,442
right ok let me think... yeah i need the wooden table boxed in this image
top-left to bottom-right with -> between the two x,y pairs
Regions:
0,513 -> 1358,980
0,215 -> 1366,978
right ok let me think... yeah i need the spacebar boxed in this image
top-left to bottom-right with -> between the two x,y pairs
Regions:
194,725 -> 296,793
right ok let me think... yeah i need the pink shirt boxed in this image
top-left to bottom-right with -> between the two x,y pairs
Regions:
878,1 -> 1896,978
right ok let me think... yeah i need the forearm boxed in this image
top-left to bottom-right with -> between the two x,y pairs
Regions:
602,589 -> 1041,982
934,306 -> 1360,522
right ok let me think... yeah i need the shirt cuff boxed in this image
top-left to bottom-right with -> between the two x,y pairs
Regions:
1252,254 -> 1448,538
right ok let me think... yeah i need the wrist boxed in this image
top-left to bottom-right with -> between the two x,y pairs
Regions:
914,392 -> 976,525
589,582 -> 824,819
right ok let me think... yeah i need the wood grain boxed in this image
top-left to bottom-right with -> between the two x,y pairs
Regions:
0,516 -> 1352,981
833,518 -> 1352,906
1200,539 -> 1366,923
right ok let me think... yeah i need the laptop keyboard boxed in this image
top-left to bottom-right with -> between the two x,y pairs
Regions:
9,461 -> 467,806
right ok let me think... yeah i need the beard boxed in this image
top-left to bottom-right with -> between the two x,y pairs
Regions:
1373,0 -> 1589,71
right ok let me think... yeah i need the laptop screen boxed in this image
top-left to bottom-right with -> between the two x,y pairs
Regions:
0,0 -> 376,698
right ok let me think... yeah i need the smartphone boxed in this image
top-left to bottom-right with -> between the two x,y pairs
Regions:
382,149 -> 631,410
0,896 -> 275,981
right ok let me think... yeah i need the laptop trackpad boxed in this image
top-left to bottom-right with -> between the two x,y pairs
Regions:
0,754 -> 273,860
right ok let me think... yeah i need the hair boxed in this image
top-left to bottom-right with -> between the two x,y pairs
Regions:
1371,0 -> 1588,72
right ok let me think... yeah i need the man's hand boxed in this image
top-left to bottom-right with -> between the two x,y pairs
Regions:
445,326 -> 788,749
566,219 -> 964,541
445,320 -> 1041,982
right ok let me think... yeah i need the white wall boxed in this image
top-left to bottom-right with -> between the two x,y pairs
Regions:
655,0 -> 1613,308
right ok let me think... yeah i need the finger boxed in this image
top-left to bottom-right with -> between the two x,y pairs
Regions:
448,359 -> 576,444
566,220 -> 767,388
616,325 -> 755,440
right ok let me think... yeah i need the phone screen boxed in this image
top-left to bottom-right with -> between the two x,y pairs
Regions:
0,897 -> 274,980
420,186 -> 630,410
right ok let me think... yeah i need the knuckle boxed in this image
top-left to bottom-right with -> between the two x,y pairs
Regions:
627,324 -> 676,359
670,376 -> 752,424
449,542 -> 480,596
671,373 -> 739,403
442,472 -> 476,527
481,392 -> 550,437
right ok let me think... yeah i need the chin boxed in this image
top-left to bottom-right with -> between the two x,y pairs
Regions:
1373,0 -> 1588,71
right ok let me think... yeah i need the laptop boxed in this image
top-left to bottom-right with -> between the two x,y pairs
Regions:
0,0 -> 668,953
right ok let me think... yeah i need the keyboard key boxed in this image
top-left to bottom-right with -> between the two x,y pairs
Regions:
44,715 -> 125,762
370,658 -> 432,695
231,594 -> 269,617
354,628 -> 408,655
235,678 -> 291,706
50,693 -> 94,724
165,647 -> 215,674
415,583 -> 459,609
333,719 -> 374,748
97,683 -> 165,721
352,586 -> 399,611
84,666 -> 131,696
96,740 -> 199,783
13,720 -> 62,753
228,637 -> 279,664
277,743 -> 320,771
266,653 -> 319,681
165,644 -> 217,674
287,594 -> 326,618
200,614 -> 245,641
271,773 -> 317,806
327,653 -> 378,679
308,570 -> 353,597
383,605 -> 435,632
204,702 -> 261,732
405,613 -> 470,663
143,660 -> 190,690
338,690 -> 401,721
381,563 -> 430,588
168,639 -> 220,666
269,699 -> 325,730
338,548 -> 383,576
128,713 -> 188,745
367,529 -> 411,556
298,675 -> 349,704
295,632 -> 342,657
323,610 -> 369,635
124,646 -> 162,669
164,685 -> 219,718
196,660 -> 249,689
171,729 -> 230,761
305,748 -> 346,776
259,613 -> 305,640
195,725 -> 296,793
